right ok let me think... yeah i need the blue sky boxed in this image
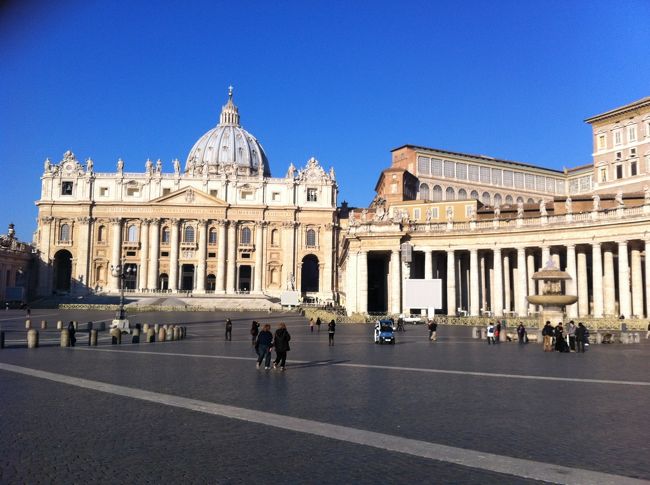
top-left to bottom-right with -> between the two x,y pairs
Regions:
1,0 -> 649,240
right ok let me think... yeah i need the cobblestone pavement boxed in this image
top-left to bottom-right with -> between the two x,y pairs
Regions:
1,309 -> 649,484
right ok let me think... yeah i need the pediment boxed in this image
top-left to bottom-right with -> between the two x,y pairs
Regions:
150,187 -> 227,207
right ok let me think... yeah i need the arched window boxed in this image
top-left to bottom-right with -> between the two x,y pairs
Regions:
161,227 -> 170,244
482,192 -> 491,205
527,198 -> 535,204
432,185 -> 443,201
505,195 -> 513,205
458,189 -> 467,200
59,223 -> 70,242
306,229 -> 317,247
445,187 -> 455,201
208,228 -> 217,245
419,183 -> 430,200
271,229 -> 279,246
127,225 -> 138,242
97,225 -> 105,242
494,193 -> 502,207
184,226 -> 195,243
516,196 -> 524,204
240,226 -> 252,245
470,190 -> 479,200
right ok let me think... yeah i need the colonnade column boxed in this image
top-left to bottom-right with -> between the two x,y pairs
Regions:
630,244 -> 643,318
603,246 -> 615,316
216,221 -> 227,293
592,243 -> 604,318
109,218 -> 122,292
577,248 -> 589,317
147,219 -> 160,290
618,241 -> 631,319
446,249 -> 456,316
37,216 -> 54,296
480,253 -> 487,313
565,245 -> 577,318
139,219 -> 150,291
282,222 -> 296,290
253,221 -> 264,294
424,249 -> 433,280
169,219 -> 180,292
469,249 -> 479,316
503,252 -> 511,312
516,247 -> 527,317
76,217 -> 92,292
346,250 -> 358,314
195,219 -> 207,294
527,252 -> 536,314
226,221 -> 237,294
390,249 -> 401,315
322,224 -> 334,299
358,251 -> 368,314
646,240 -> 650,319
492,248 -> 503,317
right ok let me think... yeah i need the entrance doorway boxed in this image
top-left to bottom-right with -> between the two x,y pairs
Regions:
301,255 -> 319,293
238,265 -> 251,292
368,252 -> 389,313
53,250 -> 72,293
206,274 -> 216,292
159,274 -> 169,290
181,264 -> 195,291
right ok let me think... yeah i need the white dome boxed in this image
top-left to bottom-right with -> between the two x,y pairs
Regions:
186,88 -> 270,176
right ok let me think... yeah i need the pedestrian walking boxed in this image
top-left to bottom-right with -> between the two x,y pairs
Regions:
555,323 -> 569,352
486,322 -> 495,344
542,321 -> 553,352
397,315 -> 405,332
567,321 -> 576,351
517,323 -> 527,344
327,319 -> 336,346
646,322 -> 650,340
309,318 -> 315,333
250,320 -> 260,346
494,321 -> 501,344
575,322 -> 587,353
256,324 -> 273,369
67,321 -> 77,347
428,319 -> 437,341
272,323 -> 291,371
225,318 -> 232,341
25,306 -> 31,318
316,317 -> 322,333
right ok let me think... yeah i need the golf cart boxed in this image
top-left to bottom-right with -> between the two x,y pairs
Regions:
374,319 -> 395,344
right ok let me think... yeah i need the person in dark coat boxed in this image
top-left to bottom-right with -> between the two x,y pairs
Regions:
517,323 -> 527,344
575,322 -> 587,353
272,323 -> 291,371
67,321 -> 76,347
327,319 -> 336,346
494,322 -> 501,344
256,324 -> 273,369
250,320 -> 260,346
555,323 -> 569,352
225,318 -> 232,341
316,317 -> 322,333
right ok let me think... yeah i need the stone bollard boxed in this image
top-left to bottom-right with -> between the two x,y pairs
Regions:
620,332 -> 630,344
595,332 -> 602,344
154,324 -> 160,333
132,326 -> 141,344
60,329 -> 70,347
110,328 -> 121,345
472,327 -> 480,339
0,330 -> 5,349
90,329 -> 98,346
41,320 -> 47,330
143,323 -> 150,333
27,329 -> 39,348
158,328 -> 166,342
146,328 -> 155,343
166,327 -> 173,341
633,332 -> 640,343
25,319 -> 31,330
57,320 -> 63,330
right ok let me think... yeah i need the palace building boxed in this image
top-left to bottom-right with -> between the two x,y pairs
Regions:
33,93 -> 650,320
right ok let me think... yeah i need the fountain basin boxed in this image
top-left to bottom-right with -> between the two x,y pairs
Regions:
527,295 -> 578,306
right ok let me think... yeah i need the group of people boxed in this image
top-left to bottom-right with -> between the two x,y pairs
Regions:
485,321 -> 505,344
250,320 -> 292,370
542,320 -> 589,353
307,318 -> 337,345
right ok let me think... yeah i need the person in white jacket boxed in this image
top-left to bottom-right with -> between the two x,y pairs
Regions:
486,323 -> 496,344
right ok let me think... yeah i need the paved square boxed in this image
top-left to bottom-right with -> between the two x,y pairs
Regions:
1,309 -> 649,484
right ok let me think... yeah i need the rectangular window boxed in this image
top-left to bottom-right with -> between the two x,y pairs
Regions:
525,174 -> 534,190
161,251 -> 169,257
614,129 -> 622,145
430,207 -> 439,219
413,208 -> 421,220
579,176 -> 591,191
99,187 -> 109,197
631,161 -> 638,176
126,187 -> 140,197
616,165 -> 623,179
456,163 -> 467,180
431,158 -> 442,176
535,175 -> 545,191
546,178 -> 555,193
467,164 -> 479,182
600,168 -> 607,182
630,147 -> 637,157
443,161 -> 455,178
556,180 -> 565,194
272,192 -> 281,201
628,125 -> 637,142
307,188 -> 318,202
163,188 -> 171,196
465,205 -> 474,217
208,252 -> 216,258
503,170 -> 513,187
61,181 -> 73,195
209,189 -> 218,197
241,190 -> 253,200
126,251 -> 136,257
569,179 -> 579,193
491,168 -> 502,186
597,134 -> 607,150
479,166 -> 490,183
616,151 -> 622,160
514,172 -> 524,189
417,156 -> 430,175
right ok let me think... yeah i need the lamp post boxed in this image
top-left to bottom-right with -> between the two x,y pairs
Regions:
110,262 -> 136,329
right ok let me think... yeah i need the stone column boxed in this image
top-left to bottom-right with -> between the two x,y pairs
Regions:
76,217 -> 92,293
253,221 -> 264,294
565,244 -> 578,318
541,245 -> 550,267
503,252 -> 511,313
390,249 -> 401,314
147,219 -> 160,290
321,224 -> 334,299
492,247 -> 503,317
226,221 -> 237,294
139,219 -> 150,291
358,251 -> 368,314
446,249 -> 456,316
469,248 -> 479,316
603,246 -> 616,316
631,244 -> 643,318
516,247 -> 527,317
216,221 -> 227,293
592,242 -> 604,318
527,251 -> 536,314
37,216 -> 54,296
109,218 -> 122,292
617,241 -> 631,318
346,250 -> 358,314
480,253 -> 487,313
646,240 -> 650,319
169,219 -> 180,291
424,249 -> 433,280
577,248 -> 589,317
282,222 -> 296,291
195,219 -> 207,294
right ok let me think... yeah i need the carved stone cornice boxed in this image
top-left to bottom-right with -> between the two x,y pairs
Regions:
109,217 -> 122,225
40,216 -> 54,224
215,220 -> 228,227
281,221 -> 298,228
169,218 -> 180,226
76,216 -> 93,224
141,218 -> 153,225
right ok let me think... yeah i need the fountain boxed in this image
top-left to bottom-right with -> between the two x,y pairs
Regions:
527,260 -> 578,328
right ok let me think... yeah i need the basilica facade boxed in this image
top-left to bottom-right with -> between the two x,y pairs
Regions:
34,90 -> 338,301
